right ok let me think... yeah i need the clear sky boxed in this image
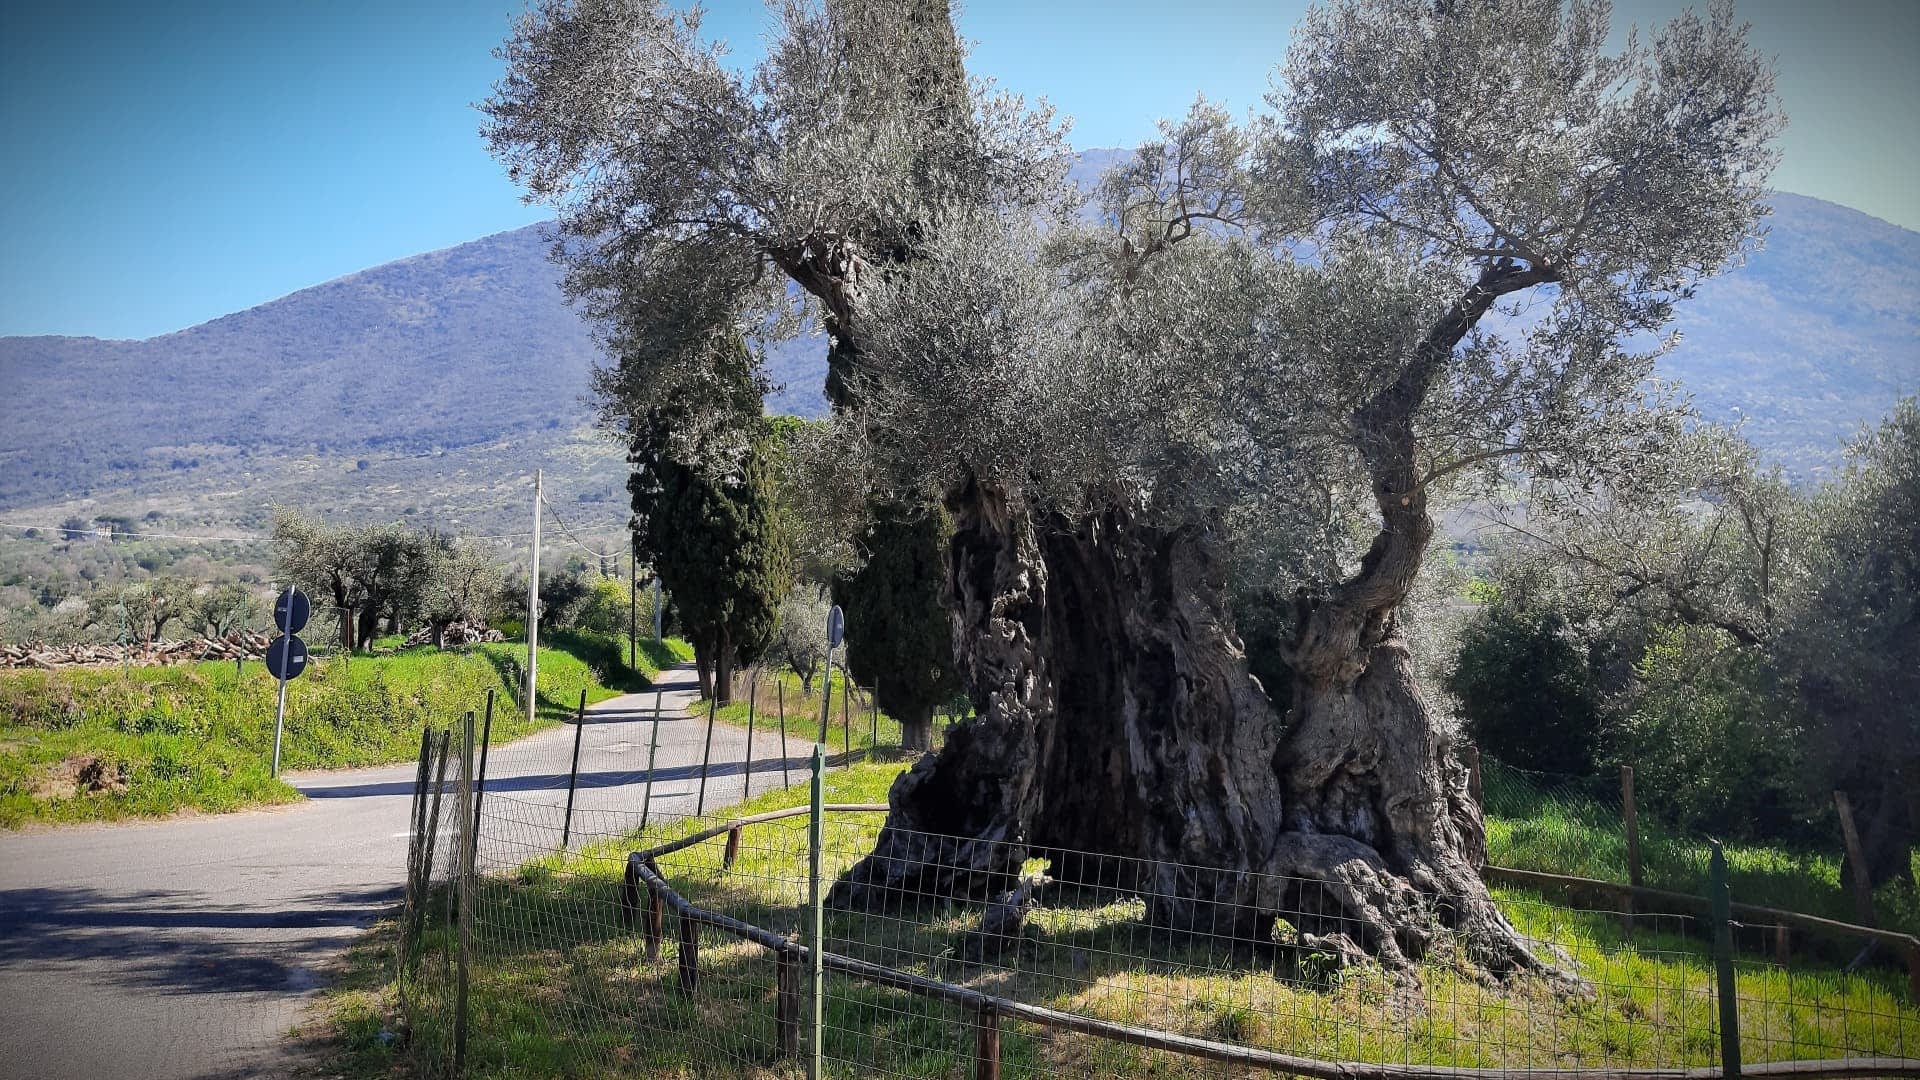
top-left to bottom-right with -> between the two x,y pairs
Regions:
2,0 -> 1915,340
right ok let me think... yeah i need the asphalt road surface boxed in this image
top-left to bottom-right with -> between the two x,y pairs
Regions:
0,663 -> 808,1079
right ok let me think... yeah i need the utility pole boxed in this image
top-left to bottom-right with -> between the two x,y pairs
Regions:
526,468 -> 542,729
629,538 -> 638,670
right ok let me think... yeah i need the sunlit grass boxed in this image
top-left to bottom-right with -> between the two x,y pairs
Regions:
0,630 -> 690,827
1483,764 -> 1920,937
316,760 -> 1920,1078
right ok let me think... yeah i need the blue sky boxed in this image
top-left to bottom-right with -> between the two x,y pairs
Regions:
2,0 -> 1915,340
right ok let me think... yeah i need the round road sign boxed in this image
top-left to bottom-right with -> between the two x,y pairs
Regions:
265,634 -> 310,680
273,588 -> 311,634
825,605 -> 845,649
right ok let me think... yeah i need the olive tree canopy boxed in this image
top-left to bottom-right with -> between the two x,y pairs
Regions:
487,0 -> 1783,974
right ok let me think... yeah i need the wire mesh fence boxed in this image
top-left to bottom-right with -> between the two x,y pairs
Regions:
389,718 -> 1920,1079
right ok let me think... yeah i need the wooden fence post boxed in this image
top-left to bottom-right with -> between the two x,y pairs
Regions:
776,946 -> 800,1058
973,1001 -> 1001,1080
678,914 -> 700,994
744,677 -> 757,800
1622,764 -> 1642,935
723,824 -> 741,870
1462,744 -> 1482,809
453,711 -> 476,1074
644,882 -> 663,962
560,689 -> 586,848
1622,765 -> 1643,888
1833,790 -> 1878,928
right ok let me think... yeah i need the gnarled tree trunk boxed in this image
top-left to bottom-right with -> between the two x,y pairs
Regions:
833,265 -> 1566,978
829,477 -> 1288,943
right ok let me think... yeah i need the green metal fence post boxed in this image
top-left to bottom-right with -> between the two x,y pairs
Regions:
808,743 -> 826,1080
640,690 -> 662,833
1711,840 -> 1742,1079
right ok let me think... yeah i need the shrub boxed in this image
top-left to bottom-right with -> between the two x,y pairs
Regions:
1614,624 -> 1813,842
1446,601 -> 1601,774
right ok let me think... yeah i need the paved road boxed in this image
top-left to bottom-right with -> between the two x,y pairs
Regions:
0,664 -> 809,1080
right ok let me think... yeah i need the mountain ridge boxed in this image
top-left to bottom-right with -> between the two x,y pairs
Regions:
2,168 -> 1915,519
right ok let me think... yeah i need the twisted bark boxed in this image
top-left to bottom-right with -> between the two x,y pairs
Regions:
832,263 -> 1567,977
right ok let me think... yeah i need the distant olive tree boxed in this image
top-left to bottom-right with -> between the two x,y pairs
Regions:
1777,399 -> 1920,887
422,538 -> 504,647
90,578 -> 193,644
188,582 -> 260,639
771,587 -> 831,694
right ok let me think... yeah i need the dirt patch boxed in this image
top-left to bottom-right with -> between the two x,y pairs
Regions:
29,754 -> 130,801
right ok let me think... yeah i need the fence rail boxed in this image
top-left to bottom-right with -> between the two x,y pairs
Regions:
618,804 -> 1920,1080
393,712 -> 1920,1079
1483,864 -> 1920,999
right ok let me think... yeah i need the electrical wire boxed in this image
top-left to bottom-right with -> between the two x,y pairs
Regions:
536,489 -> 630,560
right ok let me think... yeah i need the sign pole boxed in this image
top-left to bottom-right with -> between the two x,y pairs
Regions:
271,650 -> 289,776
526,468 -> 542,730
817,642 -> 834,748
267,585 -> 311,777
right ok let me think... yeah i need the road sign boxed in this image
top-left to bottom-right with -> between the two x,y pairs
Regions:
273,588 -> 311,634
826,605 -> 844,649
265,634 -> 309,680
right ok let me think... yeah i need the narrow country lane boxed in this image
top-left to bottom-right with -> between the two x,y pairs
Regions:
0,663 -> 807,1080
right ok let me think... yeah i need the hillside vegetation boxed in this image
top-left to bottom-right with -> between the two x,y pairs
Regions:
2,186 -> 1912,526
0,631 -> 689,828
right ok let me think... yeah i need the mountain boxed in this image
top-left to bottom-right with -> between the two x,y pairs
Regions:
2,169 -> 1915,523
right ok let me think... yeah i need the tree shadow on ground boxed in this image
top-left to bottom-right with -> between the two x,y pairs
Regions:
0,883 -> 402,995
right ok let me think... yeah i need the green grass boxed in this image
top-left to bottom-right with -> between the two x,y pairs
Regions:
702,667 -> 959,761
312,760 -> 1920,1079
1482,762 -> 1920,938
0,629 -> 692,828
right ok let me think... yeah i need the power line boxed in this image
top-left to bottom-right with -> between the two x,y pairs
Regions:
537,489 -> 630,560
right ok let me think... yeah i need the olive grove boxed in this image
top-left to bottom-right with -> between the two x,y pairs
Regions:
486,0 -> 1781,971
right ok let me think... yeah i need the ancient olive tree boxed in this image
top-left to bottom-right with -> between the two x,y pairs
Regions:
834,0 -> 1779,971
486,0 -> 1780,972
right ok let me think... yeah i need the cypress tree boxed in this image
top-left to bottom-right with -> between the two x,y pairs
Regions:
834,500 -> 959,750
629,336 -> 788,703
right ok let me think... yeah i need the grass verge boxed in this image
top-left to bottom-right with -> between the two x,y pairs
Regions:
0,629 -> 692,828
701,667 -> 966,761
313,760 -> 1920,1078
1483,764 -> 1920,938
